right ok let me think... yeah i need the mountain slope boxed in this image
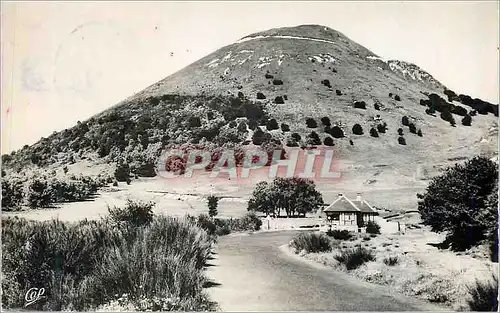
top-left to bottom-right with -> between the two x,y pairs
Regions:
2,24 -> 497,178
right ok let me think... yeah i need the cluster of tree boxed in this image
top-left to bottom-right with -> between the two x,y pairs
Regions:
417,156 -> 498,260
444,89 -> 498,116
247,177 -> 324,217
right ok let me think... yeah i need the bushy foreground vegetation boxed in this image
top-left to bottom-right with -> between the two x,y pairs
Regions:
195,212 -> 262,238
1,200 -> 217,311
247,177 -> 324,217
1,172 -> 108,211
417,156 -> 498,256
467,275 -> 499,311
289,232 -> 332,253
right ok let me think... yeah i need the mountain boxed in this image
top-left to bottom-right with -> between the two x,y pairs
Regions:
2,25 -> 498,181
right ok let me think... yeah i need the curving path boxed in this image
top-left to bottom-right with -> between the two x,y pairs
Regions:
205,230 -> 445,311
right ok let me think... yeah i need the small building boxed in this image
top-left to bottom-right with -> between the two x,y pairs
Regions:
322,193 -> 379,229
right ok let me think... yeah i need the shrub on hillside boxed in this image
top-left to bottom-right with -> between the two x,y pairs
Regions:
306,118 -> 318,128
462,115 -> 472,126
272,79 -> 283,85
306,131 -> 322,145
323,136 -> 334,146
417,129 -> 423,137
336,89 -> 342,96
265,73 -> 274,79
326,229 -> 352,240
1,177 -> 25,210
417,156 -> 498,250
365,221 -> 381,234
349,139 -> 354,146
370,128 -> 379,138
377,123 -> 387,133
274,96 -> 285,104
374,103 -> 380,110
329,126 -> 344,138
440,110 -> 456,126
230,212 -> 262,232
398,136 -> 406,145
266,118 -> 279,131
252,128 -> 270,145
289,232 -> 331,253
402,116 -> 409,126
354,101 -> 367,109
383,256 -> 399,266
408,123 -> 417,134
256,92 -> 266,100
352,124 -> 363,135
467,275 -> 498,311
114,162 -> 131,184
321,79 -> 332,88
398,128 -> 404,136
108,199 -> 154,227
281,123 -> 290,132
335,247 -> 376,270
321,117 -> 331,127
394,95 -> 401,101
26,177 -> 53,208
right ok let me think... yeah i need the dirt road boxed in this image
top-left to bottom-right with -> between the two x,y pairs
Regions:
205,231 -> 444,311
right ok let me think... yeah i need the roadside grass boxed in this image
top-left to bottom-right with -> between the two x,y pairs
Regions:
1,204 -> 216,311
334,246 -> 376,270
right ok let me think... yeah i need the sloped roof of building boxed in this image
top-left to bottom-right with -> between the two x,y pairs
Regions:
323,194 -> 378,214
323,195 -> 360,213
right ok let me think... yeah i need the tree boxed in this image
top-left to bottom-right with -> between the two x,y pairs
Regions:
440,110 -> 456,126
417,156 -> 498,250
248,178 -> 324,217
114,162 -> 131,184
366,221 -> 381,234
207,195 -> 219,217
352,124 -> 363,135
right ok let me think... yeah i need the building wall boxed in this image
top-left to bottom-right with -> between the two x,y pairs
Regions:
327,212 -> 358,226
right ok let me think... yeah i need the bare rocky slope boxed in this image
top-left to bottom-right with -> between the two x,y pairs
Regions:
2,25 -> 498,181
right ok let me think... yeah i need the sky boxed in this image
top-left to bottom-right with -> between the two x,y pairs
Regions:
1,1 -> 498,154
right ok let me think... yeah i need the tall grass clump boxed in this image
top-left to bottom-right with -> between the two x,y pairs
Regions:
335,247 -> 376,270
467,275 -> 498,311
1,207 -> 216,311
289,232 -> 332,253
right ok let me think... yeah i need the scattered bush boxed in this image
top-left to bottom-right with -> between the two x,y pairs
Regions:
354,101 -> 367,109
321,117 -> 331,127
374,103 -> 380,110
306,131 -> 322,145
266,118 -> 279,131
389,93 -> 393,98
291,133 -> 302,142
114,162 -> 131,184
398,136 -> 406,145
265,73 -> 274,79
289,232 -> 331,253
336,89 -> 342,96
281,123 -> 290,132
440,110 -> 456,126
417,129 -> 423,137
467,275 -> 498,311
402,116 -> 409,126
272,79 -> 283,85
237,91 -> 244,99
306,118 -> 318,128
365,221 -> 381,234
352,124 -> 364,135
188,116 -> 202,128
369,128 -> 379,138
326,229 -> 352,240
408,123 -> 417,134
274,96 -> 285,104
398,128 -> 404,136
462,115 -> 472,126
394,95 -> 401,101
256,92 -> 266,100
321,79 -> 332,88
335,247 -> 376,270
323,136 -> 334,146
329,126 -> 344,138
349,139 -> 354,146
108,199 -> 154,227
377,123 -> 387,134
383,256 -> 399,266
